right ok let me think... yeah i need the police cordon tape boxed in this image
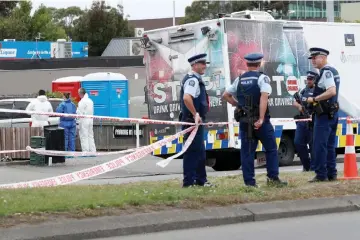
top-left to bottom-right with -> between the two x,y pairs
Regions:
156,124 -> 199,168
0,150 -> 28,154
26,146 -> 144,157
0,126 -> 196,189
0,108 -> 357,127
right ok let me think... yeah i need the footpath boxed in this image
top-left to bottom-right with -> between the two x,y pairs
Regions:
2,195 -> 360,240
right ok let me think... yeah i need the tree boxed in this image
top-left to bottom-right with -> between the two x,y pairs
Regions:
262,1 -> 290,18
0,1 -> 32,40
52,6 -> 84,38
72,1 -> 134,56
0,1 -> 18,17
0,1 -> 66,41
29,4 -> 67,41
180,1 -> 290,24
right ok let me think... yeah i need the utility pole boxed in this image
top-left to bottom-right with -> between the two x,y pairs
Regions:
173,0 -> 176,26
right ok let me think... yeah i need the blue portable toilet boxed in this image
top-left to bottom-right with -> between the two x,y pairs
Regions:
80,72 -> 129,117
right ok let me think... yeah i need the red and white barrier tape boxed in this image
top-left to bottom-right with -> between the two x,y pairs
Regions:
156,125 -> 199,168
0,108 -> 195,126
0,150 -> 28,154
0,108 -> 346,127
0,126 -> 195,189
25,146 -> 143,157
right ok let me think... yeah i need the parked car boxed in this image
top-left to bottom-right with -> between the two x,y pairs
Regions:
0,98 -> 63,128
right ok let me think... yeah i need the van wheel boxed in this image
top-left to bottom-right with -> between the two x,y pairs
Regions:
278,134 -> 295,166
212,151 -> 241,171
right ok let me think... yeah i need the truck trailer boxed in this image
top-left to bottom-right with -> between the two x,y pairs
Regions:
141,11 -> 360,171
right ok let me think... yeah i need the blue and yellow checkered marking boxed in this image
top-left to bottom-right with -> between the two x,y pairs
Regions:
150,125 -> 284,155
150,122 -> 360,156
335,122 -> 360,148
234,125 -> 283,151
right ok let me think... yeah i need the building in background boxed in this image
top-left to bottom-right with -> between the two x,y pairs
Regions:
341,1 -> 360,21
102,17 -> 184,57
286,0 -> 359,21
102,37 -> 144,57
0,40 -> 88,60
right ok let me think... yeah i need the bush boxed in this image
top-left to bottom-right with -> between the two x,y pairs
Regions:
45,91 -> 79,106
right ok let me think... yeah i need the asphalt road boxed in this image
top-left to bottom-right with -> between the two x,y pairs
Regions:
94,211 -> 360,240
0,153 -> 356,186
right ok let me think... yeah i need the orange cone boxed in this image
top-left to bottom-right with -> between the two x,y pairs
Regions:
339,117 -> 360,180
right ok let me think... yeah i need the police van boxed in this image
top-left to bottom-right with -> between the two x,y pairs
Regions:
141,10 -> 360,171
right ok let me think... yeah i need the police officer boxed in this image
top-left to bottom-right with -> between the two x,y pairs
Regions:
222,52 -> 288,187
179,53 -> 214,188
306,47 -> 340,182
293,71 -> 317,172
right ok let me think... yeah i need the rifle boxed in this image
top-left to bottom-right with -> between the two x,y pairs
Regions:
234,95 -> 258,140
293,91 -> 310,119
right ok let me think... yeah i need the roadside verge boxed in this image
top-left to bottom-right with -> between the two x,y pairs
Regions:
2,171 -> 360,240
2,195 -> 360,240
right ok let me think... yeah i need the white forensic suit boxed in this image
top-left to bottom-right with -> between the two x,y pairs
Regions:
26,95 -> 53,128
76,93 -> 96,152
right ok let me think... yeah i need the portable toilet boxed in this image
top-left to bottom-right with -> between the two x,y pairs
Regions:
52,76 -> 82,102
80,72 -> 129,117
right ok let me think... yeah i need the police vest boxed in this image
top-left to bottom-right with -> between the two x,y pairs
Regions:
179,73 -> 209,121
300,87 -> 314,114
236,71 -> 269,117
314,66 -> 340,104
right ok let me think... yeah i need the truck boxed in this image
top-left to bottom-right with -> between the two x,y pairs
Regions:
141,10 -> 360,171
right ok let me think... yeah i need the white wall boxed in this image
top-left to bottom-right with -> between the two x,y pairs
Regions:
341,2 -> 360,22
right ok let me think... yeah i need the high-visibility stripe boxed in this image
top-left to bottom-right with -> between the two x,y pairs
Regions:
345,146 -> 356,154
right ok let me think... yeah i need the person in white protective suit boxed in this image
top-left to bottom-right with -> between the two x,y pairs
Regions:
77,88 -> 96,152
25,90 -> 53,128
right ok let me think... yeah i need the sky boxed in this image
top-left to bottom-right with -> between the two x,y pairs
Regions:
31,0 -> 194,20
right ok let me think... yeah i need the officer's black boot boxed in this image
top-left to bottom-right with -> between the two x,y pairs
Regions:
308,176 -> 328,183
245,183 -> 259,188
267,177 -> 288,187
328,175 -> 338,181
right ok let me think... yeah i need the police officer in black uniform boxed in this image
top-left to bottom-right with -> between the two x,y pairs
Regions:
293,71 -> 317,172
306,47 -> 340,182
179,53 -> 214,188
222,52 -> 288,187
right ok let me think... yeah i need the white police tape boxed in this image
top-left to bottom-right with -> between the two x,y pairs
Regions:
26,146 -> 144,157
0,108 -> 195,126
0,150 -> 28,154
0,108 -> 350,127
0,126 -> 196,189
156,125 -> 199,168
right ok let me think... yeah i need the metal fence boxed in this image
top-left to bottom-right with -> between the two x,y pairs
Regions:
0,121 -> 149,160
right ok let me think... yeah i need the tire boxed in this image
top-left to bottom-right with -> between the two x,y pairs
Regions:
278,134 -> 295,166
212,151 -> 241,171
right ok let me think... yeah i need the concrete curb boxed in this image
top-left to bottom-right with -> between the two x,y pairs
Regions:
2,195 -> 360,240
0,160 -> 29,166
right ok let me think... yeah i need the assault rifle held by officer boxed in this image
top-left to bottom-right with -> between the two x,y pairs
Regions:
293,91 -> 311,119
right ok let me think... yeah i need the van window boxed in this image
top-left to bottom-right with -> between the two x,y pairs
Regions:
13,101 -> 31,118
0,101 -> 14,120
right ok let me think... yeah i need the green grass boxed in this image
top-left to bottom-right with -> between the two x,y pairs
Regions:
1,171 -> 360,227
